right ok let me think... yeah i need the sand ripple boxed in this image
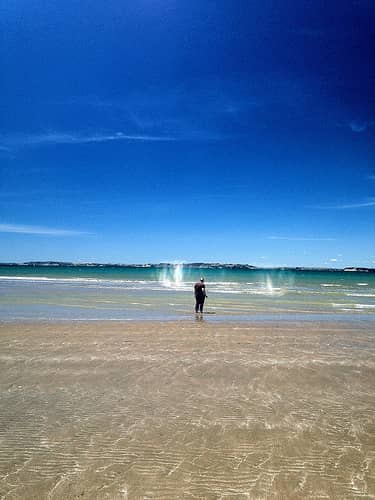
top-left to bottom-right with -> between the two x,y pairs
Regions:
0,321 -> 375,499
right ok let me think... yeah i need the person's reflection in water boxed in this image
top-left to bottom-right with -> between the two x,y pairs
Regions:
195,313 -> 205,323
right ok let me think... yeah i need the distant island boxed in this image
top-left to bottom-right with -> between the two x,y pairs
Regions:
0,261 -> 257,270
0,262 -> 374,272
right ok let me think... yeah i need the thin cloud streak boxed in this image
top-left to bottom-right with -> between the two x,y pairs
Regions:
0,223 -> 94,236
1,131 -> 176,149
309,198 -> 375,209
268,236 -> 336,241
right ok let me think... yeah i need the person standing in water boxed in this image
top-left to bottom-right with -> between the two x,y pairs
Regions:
194,277 -> 207,313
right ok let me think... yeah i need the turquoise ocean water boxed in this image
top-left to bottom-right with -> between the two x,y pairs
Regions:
0,265 -> 374,321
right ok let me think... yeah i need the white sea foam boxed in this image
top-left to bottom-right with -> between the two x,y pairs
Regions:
321,283 -> 342,287
0,275 -> 139,284
332,302 -> 375,310
0,276 -> 76,281
202,281 -> 239,286
357,283 -> 368,286
0,274 -> 294,297
345,293 -> 375,298
0,276 -> 177,291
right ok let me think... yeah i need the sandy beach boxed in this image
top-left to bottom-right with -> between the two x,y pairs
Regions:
1,320 -> 374,499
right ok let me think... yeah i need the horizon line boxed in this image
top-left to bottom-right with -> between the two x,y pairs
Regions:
0,261 -> 373,271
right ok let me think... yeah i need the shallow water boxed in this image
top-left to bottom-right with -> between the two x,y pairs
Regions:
1,265 -> 374,321
0,321 -> 374,499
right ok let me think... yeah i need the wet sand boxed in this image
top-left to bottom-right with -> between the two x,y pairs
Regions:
0,320 -> 374,499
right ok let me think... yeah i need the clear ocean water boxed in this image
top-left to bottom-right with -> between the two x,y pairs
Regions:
1,264 -> 374,321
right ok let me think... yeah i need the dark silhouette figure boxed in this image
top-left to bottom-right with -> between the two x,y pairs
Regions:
194,277 -> 207,313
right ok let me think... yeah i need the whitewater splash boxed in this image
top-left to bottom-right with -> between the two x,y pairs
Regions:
159,263 -> 184,288
261,275 -> 285,296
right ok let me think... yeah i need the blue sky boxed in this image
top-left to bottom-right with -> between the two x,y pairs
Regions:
1,0 -> 374,266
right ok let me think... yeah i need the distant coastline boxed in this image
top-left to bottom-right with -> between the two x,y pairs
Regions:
0,261 -> 374,273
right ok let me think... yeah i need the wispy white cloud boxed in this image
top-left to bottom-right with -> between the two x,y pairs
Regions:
309,198 -> 375,209
0,223 -> 93,236
65,84 -> 264,141
268,236 -> 336,241
348,120 -> 375,133
1,78 -> 316,151
336,120 -> 375,134
1,131 -> 176,149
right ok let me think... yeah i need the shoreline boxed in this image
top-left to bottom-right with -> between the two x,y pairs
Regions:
1,311 -> 375,325
1,320 -> 374,498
